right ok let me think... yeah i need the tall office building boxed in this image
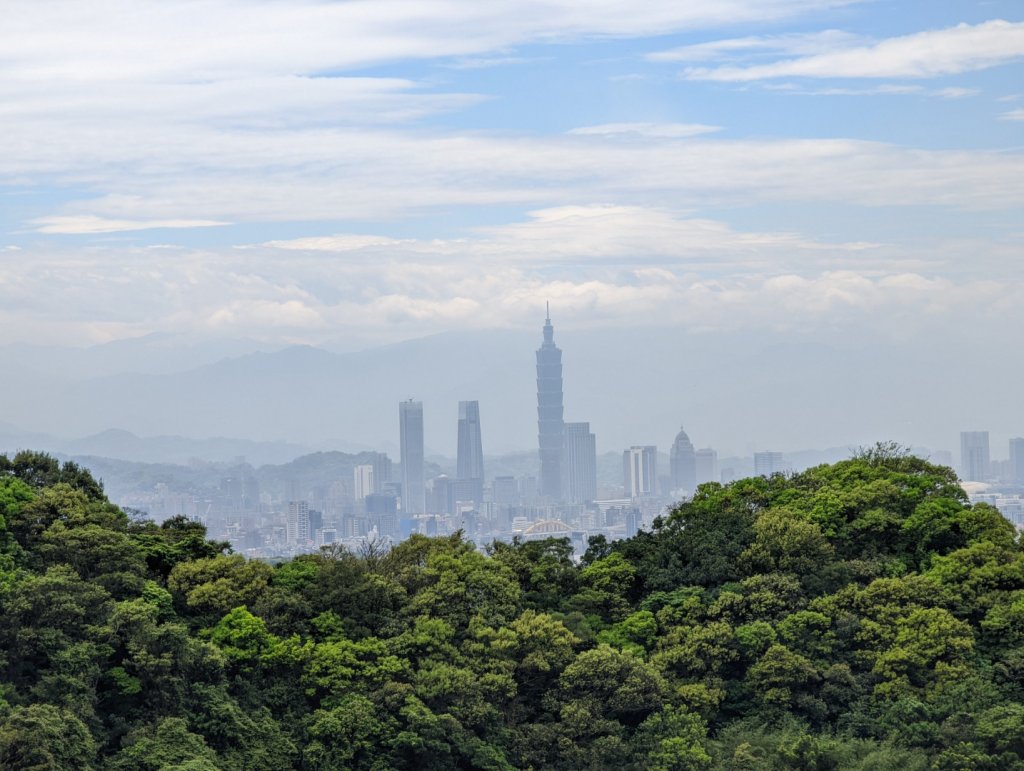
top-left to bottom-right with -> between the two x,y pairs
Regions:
428,475 -> 454,516
286,500 -> 310,545
536,306 -> 564,499
399,400 -> 425,514
353,465 -> 374,502
492,476 -> 519,506
563,422 -> 597,504
754,451 -> 785,477
695,448 -> 719,486
669,427 -> 697,493
623,445 -> 657,498
370,452 -> 392,493
456,400 -> 485,504
1011,438 -> 1024,485
960,431 -> 990,482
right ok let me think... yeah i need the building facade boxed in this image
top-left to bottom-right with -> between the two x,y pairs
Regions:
536,307 -> 564,499
353,464 -> 374,502
563,421 -> 597,504
1009,438 -> 1024,485
399,399 -> 425,514
623,445 -> 658,498
456,400 -> 485,505
669,426 -> 697,493
695,448 -> 719,486
754,451 -> 785,477
960,431 -> 990,482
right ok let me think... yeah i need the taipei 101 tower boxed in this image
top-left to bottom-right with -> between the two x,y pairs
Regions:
536,304 -> 564,499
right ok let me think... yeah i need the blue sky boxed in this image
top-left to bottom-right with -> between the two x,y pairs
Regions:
1,0 -> 1022,348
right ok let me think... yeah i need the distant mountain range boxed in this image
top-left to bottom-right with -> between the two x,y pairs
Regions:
1,325 -> 1013,458
0,424 -> 315,466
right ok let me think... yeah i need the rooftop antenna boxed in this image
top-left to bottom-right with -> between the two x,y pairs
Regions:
546,301 -> 550,322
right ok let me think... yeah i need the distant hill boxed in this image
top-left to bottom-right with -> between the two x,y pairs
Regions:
1,325 -> 1014,457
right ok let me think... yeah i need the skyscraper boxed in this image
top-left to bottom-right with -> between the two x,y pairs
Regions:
536,305 -> 564,499
623,445 -> 657,498
399,400 -> 425,514
353,465 -> 374,502
754,451 -> 785,477
456,400 -> 484,504
563,421 -> 597,504
695,448 -> 719,486
669,427 -> 697,493
286,500 -> 310,545
960,431 -> 990,482
1011,438 -> 1024,485
370,452 -> 392,493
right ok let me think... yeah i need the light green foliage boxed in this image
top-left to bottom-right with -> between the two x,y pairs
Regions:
0,475 -> 34,532
168,554 -> 272,617
872,607 -> 974,696
633,706 -> 712,770
305,695 -> 398,770
747,644 -> 820,708
305,634 -> 408,703
407,545 -> 521,631
109,718 -> 220,770
598,609 -> 658,656
741,509 -> 834,575
209,606 -> 310,670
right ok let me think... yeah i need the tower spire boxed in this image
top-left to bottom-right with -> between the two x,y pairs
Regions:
546,301 -> 550,322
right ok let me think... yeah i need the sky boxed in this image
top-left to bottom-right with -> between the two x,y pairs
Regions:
1,1 -> 1023,454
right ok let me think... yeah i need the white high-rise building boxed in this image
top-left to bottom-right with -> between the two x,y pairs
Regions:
353,465 -> 374,502
286,500 -> 310,545
563,422 -> 597,504
695,448 -> 719,486
754,451 -> 785,478
960,431 -> 990,482
623,445 -> 657,499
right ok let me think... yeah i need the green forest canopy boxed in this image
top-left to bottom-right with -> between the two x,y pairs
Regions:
2,446 -> 1024,770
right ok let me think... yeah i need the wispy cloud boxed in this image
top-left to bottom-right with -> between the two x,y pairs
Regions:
764,83 -> 978,98
1001,108 -> 1024,121
567,122 -> 721,138
649,30 -> 862,63
1,215 -> 1017,347
30,216 -> 228,235
679,20 -> 1024,81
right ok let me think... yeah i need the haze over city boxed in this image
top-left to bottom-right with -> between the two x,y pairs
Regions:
2,1 -> 1023,503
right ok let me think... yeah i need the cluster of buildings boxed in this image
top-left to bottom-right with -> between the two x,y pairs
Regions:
113,316 -> 1024,557
957,431 -> 1024,528
219,311 -> 732,557
957,431 -> 1024,485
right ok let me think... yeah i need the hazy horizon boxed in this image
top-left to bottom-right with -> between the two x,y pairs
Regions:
4,0 -> 1023,463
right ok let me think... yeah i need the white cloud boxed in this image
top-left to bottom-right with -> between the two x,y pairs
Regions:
935,87 -> 979,99
9,125 -> 1024,231
649,29 -> 862,63
1001,108 -> 1024,121
681,20 -> 1024,81
29,216 -> 229,235
3,0 -> 858,82
1,202 -> 1020,348
764,83 -> 978,98
568,123 -> 721,138
261,235 -> 413,252
264,205 -> 880,270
